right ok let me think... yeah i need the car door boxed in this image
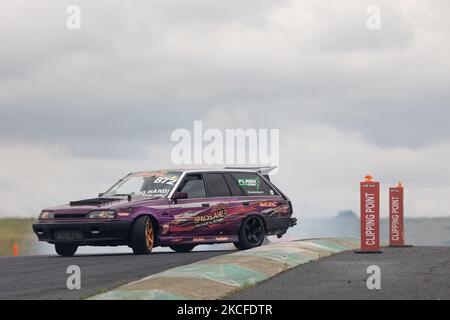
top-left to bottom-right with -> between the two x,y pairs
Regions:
167,173 -> 211,240
202,172 -> 236,237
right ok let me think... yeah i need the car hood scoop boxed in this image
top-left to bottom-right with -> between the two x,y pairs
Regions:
69,198 -> 121,207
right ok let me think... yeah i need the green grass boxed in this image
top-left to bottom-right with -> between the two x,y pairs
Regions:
0,218 -> 36,256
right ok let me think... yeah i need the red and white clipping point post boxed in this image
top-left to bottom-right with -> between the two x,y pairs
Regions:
355,175 -> 382,254
389,182 -> 412,248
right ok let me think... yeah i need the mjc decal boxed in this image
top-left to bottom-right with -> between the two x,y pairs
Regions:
259,202 -> 277,208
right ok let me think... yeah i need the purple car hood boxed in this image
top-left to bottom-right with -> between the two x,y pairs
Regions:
44,197 -> 169,215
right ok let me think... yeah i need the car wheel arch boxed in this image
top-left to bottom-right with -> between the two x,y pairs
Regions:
130,214 -> 160,245
240,213 -> 267,233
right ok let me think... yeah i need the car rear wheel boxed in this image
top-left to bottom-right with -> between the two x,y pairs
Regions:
169,244 -> 196,253
234,216 -> 266,250
131,216 -> 155,255
55,243 -> 78,257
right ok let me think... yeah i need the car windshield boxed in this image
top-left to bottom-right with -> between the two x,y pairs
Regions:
104,171 -> 181,198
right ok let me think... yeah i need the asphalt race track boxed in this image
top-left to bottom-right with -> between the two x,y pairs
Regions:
231,246 -> 450,300
2,246 -> 449,300
0,250 -> 231,300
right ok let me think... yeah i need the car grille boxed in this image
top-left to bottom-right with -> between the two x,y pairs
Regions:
54,213 -> 87,219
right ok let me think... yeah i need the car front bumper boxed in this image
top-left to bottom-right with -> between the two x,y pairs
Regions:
32,220 -> 132,245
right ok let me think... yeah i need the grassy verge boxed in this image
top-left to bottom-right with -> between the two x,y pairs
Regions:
0,218 -> 36,256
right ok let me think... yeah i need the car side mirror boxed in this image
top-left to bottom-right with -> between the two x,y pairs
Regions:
172,192 -> 188,202
98,193 -> 105,197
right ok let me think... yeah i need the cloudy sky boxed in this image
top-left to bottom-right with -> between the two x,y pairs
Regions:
1,0 -> 449,218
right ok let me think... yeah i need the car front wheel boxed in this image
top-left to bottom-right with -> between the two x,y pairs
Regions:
131,216 -> 155,255
234,216 -> 266,250
55,243 -> 78,257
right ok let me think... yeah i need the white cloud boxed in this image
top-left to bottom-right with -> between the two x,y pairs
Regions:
0,144 -> 172,217
0,1 -> 449,218
277,125 -> 450,217
1,126 -> 449,218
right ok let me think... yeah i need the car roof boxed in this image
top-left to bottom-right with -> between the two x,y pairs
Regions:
184,169 -> 263,174
135,168 -> 262,174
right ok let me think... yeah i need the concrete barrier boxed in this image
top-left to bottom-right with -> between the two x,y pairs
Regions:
91,238 -> 359,300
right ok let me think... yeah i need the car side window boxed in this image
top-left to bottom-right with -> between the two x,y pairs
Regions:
205,173 -> 231,197
231,173 -> 278,196
178,174 -> 206,198
224,173 -> 245,196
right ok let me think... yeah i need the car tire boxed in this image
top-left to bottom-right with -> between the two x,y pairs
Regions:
233,241 -> 246,250
233,216 -> 266,250
169,244 -> 196,253
131,216 -> 155,255
55,243 -> 78,257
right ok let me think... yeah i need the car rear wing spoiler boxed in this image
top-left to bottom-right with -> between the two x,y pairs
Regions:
224,166 -> 277,181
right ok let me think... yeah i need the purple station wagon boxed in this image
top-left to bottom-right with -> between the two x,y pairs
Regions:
33,168 -> 296,256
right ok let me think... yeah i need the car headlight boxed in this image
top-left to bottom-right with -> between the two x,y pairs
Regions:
39,211 -> 55,220
87,210 -> 116,219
